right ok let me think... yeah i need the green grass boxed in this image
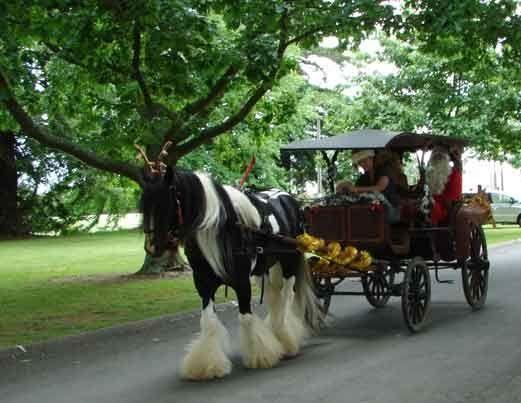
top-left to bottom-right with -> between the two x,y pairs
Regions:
0,231 -> 231,350
484,224 -> 521,245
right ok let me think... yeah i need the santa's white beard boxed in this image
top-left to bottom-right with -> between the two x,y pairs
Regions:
426,158 -> 451,196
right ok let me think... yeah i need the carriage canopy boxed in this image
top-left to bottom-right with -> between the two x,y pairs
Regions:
280,129 -> 467,153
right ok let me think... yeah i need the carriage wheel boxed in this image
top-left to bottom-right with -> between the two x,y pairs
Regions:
312,276 -> 334,314
462,224 -> 489,310
362,262 -> 395,308
401,257 -> 431,333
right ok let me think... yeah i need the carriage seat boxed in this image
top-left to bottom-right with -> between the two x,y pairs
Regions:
398,197 -> 418,225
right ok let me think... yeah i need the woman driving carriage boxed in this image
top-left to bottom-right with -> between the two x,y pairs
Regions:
336,149 -> 401,223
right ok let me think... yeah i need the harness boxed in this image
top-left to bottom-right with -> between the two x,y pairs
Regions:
160,187 -> 184,251
235,191 -> 300,267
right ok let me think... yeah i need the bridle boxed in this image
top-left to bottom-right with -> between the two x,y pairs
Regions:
166,190 -> 184,248
137,140 -> 183,252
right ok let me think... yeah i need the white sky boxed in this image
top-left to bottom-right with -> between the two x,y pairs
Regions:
300,37 -> 398,94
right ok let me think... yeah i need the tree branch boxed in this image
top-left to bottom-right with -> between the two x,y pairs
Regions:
0,69 -> 144,186
132,21 -> 153,109
175,10 -> 291,156
130,22 -> 178,121
286,26 -> 325,47
175,80 -> 274,156
163,65 -> 240,142
184,65 -> 239,116
44,41 -> 129,77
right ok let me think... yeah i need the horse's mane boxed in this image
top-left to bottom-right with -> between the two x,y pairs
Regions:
173,169 -> 207,234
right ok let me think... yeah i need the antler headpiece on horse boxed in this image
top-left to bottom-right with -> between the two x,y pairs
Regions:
134,141 -> 173,179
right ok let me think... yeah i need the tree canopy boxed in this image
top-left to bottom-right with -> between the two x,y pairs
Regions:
1,1 -> 521,236
0,0 -> 396,185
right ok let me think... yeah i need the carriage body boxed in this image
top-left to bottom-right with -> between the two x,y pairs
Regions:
281,130 -> 490,331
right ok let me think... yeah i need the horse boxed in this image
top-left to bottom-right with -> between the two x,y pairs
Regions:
140,166 -> 323,380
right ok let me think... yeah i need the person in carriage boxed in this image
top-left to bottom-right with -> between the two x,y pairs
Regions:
425,144 -> 463,225
424,143 -> 483,262
336,149 -> 402,223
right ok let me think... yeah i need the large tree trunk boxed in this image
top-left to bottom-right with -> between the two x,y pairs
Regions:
0,131 -> 21,237
135,246 -> 190,275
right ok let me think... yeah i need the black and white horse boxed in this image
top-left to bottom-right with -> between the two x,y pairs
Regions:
140,167 -> 323,380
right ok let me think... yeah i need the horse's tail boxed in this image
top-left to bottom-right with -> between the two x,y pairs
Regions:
294,253 -> 325,331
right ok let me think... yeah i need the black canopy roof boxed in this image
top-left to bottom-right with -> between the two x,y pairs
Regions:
280,129 -> 467,152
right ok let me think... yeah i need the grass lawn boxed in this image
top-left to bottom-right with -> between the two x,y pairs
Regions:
483,224 -> 521,245
0,230 -> 232,350
1,225 -> 520,350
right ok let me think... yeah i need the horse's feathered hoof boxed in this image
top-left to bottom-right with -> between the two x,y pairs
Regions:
181,328 -> 232,380
239,313 -> 284,369
269,309 -> 309,357
181,304 -> 232,380
181,341 -> 232,380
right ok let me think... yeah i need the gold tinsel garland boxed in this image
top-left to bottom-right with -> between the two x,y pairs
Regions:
466,194 -> 492,213
296,233 -> 373,275
466,194 -> 495,224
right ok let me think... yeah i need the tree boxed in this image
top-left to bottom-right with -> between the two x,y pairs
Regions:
344,36 -> 521,159
0,131 -> 19,237
2,1 -> 520,269
0,1 -> 396,186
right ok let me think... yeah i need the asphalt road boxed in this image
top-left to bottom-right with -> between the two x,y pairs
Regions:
2,242 -> 521,403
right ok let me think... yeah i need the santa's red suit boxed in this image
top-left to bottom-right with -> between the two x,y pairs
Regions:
430,168 -> 462,225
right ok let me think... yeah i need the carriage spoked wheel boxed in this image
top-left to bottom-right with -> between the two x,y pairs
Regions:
312,276 -> 334,314
401,257 -> 431,333
307,256 -> 335,314
362,262 -> 395,308
462,224 -> 489,310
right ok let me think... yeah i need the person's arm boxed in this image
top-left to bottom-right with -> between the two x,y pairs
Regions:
443,169 -> 462,201
351,176 -> 389,194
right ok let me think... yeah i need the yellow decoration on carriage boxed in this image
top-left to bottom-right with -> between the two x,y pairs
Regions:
467,194 -> 491,211
297,233 -> 324,252
325,241 -> 341,259
335,246 -> 358,265
349,251 -> 373,271
297,233 -> 373,273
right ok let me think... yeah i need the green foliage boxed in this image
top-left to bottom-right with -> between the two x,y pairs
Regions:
1,0 -> 521,232
16,138 -> 140,234
324,35 -> 521,161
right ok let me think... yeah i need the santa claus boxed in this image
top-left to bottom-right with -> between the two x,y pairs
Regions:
425,145 -> 463,225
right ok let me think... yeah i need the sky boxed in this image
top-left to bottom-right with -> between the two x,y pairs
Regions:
299,36 -> 398,96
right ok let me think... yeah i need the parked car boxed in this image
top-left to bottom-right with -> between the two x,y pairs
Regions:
488,192 -> 521,226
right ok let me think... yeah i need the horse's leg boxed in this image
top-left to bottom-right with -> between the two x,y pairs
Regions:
236,271 -> 284,369
181,246 -> 231,380
265,257 -> 308,356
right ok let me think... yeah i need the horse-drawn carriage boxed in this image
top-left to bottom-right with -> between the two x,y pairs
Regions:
138,129 -> 490,380
281,129 -> 491,332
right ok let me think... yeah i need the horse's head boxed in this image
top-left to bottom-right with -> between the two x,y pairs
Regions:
140,165 -> 183,257
137,142 -> 182,257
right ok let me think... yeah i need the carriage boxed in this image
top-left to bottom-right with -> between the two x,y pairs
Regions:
280,129 -> 491,332
138,129 -> 490,380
